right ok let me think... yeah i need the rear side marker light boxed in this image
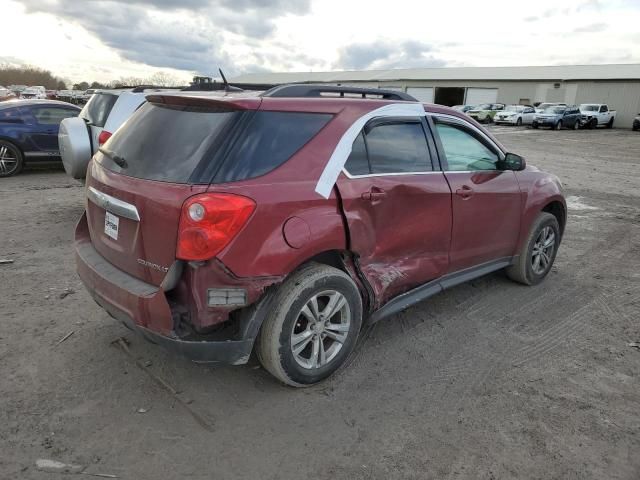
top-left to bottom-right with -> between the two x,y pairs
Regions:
176,193 -> 256,261
98,130 -> 112,146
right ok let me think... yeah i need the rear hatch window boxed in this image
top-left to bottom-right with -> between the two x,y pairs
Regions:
80,92 -> 118,127
97,103 -> 238,183
97,102 -> 332,184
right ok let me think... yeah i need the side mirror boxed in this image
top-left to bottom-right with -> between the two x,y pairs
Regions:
501,152 -> 526,171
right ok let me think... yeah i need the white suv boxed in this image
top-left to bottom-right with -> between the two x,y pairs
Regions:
59,88 -> 171,180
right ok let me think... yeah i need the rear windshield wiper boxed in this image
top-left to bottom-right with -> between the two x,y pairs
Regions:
99,147 -> 127,168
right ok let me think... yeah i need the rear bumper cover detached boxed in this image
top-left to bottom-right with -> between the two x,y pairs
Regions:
74,212 -> 256,365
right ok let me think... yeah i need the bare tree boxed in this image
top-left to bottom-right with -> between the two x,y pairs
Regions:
147,71 -> 182,87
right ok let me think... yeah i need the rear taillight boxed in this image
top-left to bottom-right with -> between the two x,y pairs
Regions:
176,193 -> 256,261
98,130 -> 112,146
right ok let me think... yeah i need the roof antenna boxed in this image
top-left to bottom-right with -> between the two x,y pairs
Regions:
219,68 -> 243,93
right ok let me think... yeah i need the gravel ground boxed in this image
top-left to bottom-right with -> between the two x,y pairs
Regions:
1,126 -> 639,479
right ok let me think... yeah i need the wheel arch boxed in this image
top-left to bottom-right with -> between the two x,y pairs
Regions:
542,200 -> 566,238
0,136 -> 25,156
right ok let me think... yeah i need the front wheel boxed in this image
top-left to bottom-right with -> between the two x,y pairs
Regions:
532,122 -> 539,129
0,140 -> 24,177
573,120 -> 580,130
506,212 -> 560,286
516,117 -> 522,126
256,263 -> 363,386
555,120 -> 563,130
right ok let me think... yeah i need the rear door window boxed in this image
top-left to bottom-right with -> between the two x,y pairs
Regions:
80,93 -> 118,127
32,107 -> 78,125
344,120 -> 432,175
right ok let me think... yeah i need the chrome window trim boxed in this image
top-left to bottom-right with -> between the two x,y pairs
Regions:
87,186 -> 140,221
341,168 -> 442,179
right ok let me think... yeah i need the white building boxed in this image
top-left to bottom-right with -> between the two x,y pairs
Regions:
232,64 -> 640,127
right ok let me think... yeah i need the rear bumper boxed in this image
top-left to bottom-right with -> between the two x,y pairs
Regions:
75,212 -> 254,365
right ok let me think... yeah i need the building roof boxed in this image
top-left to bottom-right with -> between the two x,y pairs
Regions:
231,64 -> 640,84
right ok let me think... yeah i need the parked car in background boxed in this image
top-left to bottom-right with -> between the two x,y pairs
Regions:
20,86 -> 47,99
75,84 -> 566,386
535,102 -> 566,114
9,85 -> 27,96
493,105 -> 536,126
633,114 -> 640,131
59,87 -> 178,180
452,105 -> 475,113
0,86 -> 12,99
0,99 -> 81,177
532,105 -> 581,130
579,104 -> 616,129
466,103 -> 505,123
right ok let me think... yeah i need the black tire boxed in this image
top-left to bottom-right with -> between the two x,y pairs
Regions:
484,116 -> 492,124
532,122 -> 539,129
0,140 -> 24,177
606,118 -> 614,129
555,120 -> 563,130
573,120 -> 580,130
256,263 -> 363,387
589,118 -> 598,129
506,212 -> 560,286
516,117 -> 522,126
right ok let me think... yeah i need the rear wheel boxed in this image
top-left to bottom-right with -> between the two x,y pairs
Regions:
506,212 -> 560,286
0,140 -> 23,177
256,263 -> 363,386
606,118 -> 614,129
532,122 -> 539,129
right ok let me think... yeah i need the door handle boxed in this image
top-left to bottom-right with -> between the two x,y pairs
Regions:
361,187 -> 387,203
455,185 -> 474,199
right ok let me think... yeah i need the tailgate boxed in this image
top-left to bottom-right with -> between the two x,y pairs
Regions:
86,161 -> 208,286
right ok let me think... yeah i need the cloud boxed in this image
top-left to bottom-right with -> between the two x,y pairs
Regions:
572,22 -> 608,33
336,40 -> 446,70
16,0 -> 312,73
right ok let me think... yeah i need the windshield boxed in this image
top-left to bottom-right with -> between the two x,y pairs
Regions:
475,104 -> 491,110
505,106 -> 523,112
580,105 -> 599,111
543,107 -> 566,114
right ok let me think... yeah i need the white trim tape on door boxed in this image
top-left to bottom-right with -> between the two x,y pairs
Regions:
314,103 -> 426,199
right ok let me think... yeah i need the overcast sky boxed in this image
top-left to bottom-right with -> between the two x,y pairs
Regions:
2,0 -> 639,83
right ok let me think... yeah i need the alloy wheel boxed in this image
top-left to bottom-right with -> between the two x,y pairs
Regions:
0,145 -> 19,176
531,226 -> 555,275
290,290 -> 351,369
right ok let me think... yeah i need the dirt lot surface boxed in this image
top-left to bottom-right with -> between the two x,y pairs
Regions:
1,126 -> 639,479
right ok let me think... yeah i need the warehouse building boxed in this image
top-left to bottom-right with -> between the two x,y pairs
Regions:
232,64 -> 640,127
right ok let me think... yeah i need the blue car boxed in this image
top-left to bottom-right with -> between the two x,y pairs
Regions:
0,99 -> 81,177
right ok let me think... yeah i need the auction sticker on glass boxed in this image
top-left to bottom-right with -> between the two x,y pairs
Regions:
104,211 -> 119,240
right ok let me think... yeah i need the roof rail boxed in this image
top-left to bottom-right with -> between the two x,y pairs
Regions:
262,84 -> 417,102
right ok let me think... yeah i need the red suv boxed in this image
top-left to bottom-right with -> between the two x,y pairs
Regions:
75,85 -> 566,386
